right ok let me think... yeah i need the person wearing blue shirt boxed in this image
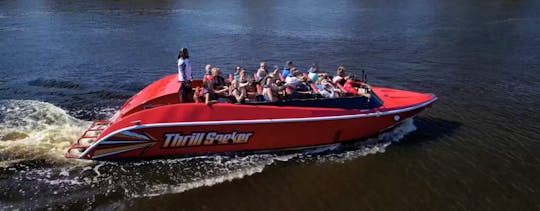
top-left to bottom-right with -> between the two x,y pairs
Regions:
233,66 -> 241,80
308,64 -> 319,82
281,61 -> 294,78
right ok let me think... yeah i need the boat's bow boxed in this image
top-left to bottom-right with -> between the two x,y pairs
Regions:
372,87 -> 437,112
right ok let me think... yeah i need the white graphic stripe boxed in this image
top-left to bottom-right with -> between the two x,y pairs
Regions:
119,130 -> 150,140
100,140 -> 152,145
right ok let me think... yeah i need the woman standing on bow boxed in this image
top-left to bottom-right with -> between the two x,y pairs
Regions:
177,48 -> 192,103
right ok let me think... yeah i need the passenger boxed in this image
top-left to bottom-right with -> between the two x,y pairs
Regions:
296,72 -> 311,92
262,77 -> 274,102
241,67 -> 250,80
284,68 -> 312,96
307,64 -> 320,82
211,68 -> 228,92
342,76 -> 371,98
281,61 -> 294,78
193,86 -> 204,103
316,77 -> 340,98
205,67 -> 229,105
285,68 -> 309,91
177,48 -> 192,103
231,70 -> 250,103
268,65 -> 281,78
233,66 -> 242,80
203,64 -> 213,82
256,62 -> 268,81
332,66 -> 346,85
204,64 -> 212,75
203,80 -> 217,105
285,68 -> 300,87
274,78 -> 284,86
261,76 -> 281,102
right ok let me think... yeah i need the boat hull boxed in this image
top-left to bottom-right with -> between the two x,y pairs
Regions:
67,98 -> 435,160
65,73 -> 437,160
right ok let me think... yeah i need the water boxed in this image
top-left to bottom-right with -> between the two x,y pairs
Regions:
1,0 -> 539,210
0,100 -> 411,210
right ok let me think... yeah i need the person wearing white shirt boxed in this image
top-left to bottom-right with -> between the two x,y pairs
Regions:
285,71 -> 300,86
332,65 -> 346,85
256,62 -> 268,81
177,48 -> 192,103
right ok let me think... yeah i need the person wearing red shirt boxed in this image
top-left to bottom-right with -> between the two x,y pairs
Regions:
342,76 -> 371,98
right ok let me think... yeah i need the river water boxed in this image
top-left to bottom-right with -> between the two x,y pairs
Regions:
1,0 -> 539,210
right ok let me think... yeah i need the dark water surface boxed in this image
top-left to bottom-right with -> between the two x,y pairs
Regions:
1,0 -> 540,210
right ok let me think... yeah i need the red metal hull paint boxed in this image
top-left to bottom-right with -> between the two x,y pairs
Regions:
65,74 -> 437,160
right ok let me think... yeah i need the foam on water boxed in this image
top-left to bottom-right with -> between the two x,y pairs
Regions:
124,119 -> 417,198
0,100 -> 417,210
130,153 -> 300,198
0,100 -> 91,167
311,118 -> 416,163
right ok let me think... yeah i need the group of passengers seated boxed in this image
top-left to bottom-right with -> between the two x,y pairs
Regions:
191,61 -> 372,105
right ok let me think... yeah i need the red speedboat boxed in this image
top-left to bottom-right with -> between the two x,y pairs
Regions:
65,74 -> 436,160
